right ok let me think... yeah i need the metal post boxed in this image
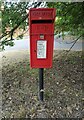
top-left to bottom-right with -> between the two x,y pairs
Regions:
39,68 -> 44,101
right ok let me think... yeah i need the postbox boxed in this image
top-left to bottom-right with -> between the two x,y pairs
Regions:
29,8 -> 56,68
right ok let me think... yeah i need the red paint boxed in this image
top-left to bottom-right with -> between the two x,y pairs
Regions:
29,8 -> 56,68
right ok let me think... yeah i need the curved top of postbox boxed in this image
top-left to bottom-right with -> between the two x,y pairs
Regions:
29,8 -> 56,20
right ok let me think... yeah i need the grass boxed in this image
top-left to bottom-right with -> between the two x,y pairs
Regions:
2,50 -> 83,118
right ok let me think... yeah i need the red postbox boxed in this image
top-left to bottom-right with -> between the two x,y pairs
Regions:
29,8 -> 56,68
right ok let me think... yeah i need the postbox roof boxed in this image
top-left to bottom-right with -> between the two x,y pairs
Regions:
29,8 -> 56,20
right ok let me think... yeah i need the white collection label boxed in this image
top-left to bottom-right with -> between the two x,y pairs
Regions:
37,40 -> 47,59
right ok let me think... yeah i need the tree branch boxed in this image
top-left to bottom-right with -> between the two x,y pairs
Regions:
65,35 -> 82,59
68,35 -> 82,52
0,2 -> 42,40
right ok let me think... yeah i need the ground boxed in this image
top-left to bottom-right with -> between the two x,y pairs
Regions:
1,50 -> 83,119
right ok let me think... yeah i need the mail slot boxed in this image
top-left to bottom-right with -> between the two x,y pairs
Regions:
29,8 -> 56,68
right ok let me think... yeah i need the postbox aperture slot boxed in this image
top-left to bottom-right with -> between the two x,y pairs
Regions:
31,20 -> 53,24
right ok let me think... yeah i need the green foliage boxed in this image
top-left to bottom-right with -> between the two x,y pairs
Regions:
2,2 -> 28,34
0,2 -> 84,50
47,2 -> 84,38
0,40 -> 15,51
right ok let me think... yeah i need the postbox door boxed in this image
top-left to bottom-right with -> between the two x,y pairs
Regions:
30,23 -> 54,68
30,36 -> 54,68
